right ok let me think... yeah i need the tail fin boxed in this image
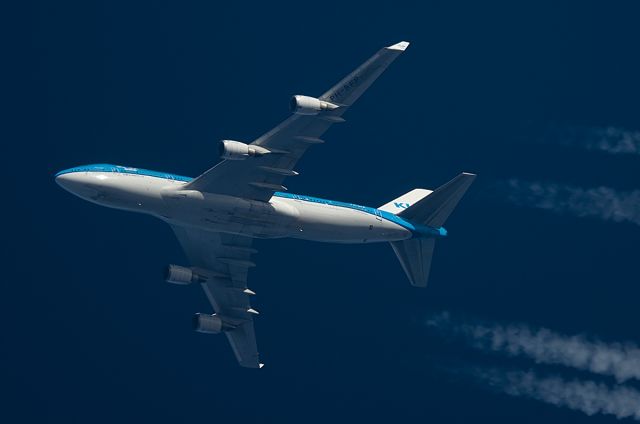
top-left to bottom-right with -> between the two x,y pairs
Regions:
378,188 -> 432,214
390,172 -> 476,287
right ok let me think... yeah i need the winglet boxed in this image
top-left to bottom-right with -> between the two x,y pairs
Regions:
259,363 -> 265,369
387,41 -> 410,51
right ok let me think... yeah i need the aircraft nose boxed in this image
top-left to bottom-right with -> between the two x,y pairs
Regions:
55,171 -> 95,199
55,172 -> 77,192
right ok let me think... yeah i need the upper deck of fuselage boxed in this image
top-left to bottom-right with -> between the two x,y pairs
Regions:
55,164 -> 194,182
54,164 -> 447,238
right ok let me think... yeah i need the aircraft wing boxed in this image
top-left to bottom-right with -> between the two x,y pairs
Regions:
184,41 -> 410,200
170,225 -> 262,368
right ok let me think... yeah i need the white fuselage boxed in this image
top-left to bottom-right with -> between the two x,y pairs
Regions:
55,167 -> 414,244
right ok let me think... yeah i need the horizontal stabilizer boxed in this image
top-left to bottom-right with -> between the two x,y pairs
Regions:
389,172 -> 475,287
390,238 -> 436,287
398,173 -> 476,227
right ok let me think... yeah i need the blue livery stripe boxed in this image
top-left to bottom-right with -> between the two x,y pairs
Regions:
55,164 -> 194,182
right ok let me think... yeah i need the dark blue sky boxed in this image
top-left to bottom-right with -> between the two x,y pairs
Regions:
6,1 -> 640,422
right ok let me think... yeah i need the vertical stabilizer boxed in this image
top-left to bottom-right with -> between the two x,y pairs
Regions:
389,172 -> 475,287
378,188 -> 432,214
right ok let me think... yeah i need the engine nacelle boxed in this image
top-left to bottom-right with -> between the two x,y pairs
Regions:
218,140 -> 269,160
193,313 -> 234,334
164,264 -> 207,285
290,95 -> 339,115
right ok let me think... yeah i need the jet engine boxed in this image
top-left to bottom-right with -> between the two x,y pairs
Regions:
164,264 -> 207,285
218,140 -> 269,160
193,313 -> 234,334
289,95 -> 339,115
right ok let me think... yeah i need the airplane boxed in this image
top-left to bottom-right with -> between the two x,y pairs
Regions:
55,41 -> 476,368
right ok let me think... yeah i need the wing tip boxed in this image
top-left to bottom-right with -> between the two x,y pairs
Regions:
386,41 -> 410,51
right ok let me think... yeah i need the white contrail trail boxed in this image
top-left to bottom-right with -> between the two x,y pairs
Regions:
541,125 -> 640,155
427,312 -> 640,383
466,367 -> 640,420
501,179 -> 640,226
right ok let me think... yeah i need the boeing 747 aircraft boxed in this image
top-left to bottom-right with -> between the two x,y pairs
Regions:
56,41 -> 475,368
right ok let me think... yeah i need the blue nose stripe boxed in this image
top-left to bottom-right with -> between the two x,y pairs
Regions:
53,164 -> 194,182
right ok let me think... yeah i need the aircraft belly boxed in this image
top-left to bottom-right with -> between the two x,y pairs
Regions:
157,190 -> 410,242
161,190 -> 300,238
70,173 -> 169,212
289,200 -> 410,243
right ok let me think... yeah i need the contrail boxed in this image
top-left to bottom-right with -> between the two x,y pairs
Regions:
500,179 -> 640,226
427,312 -> 640,383
541,125 -> 640,155
467,367 -> 640,420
